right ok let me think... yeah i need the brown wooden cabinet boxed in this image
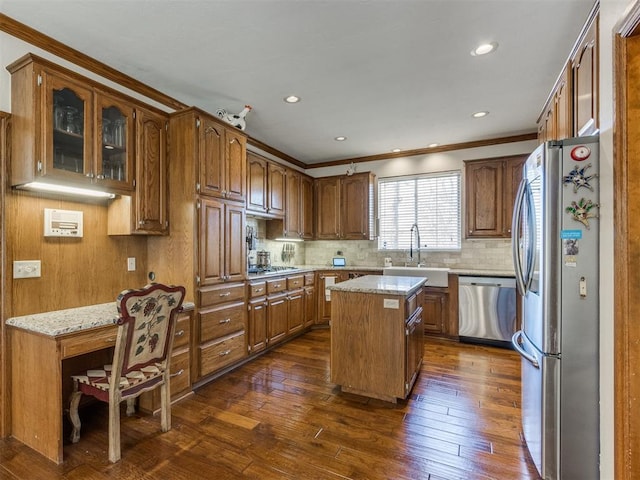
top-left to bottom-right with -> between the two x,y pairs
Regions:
465,155 -> 526,238
317,271 -> 349,324
266,167 -> 315,240
267,292 -> 288,345
198,196 -> 246,285
331,287 -> 423,402
8,54 -> 137,194
198,114 -> 246,202
315,172 -> 376,240
572,14 -> 598,136
196,283 -> 247,381
246,152 -> 286,217
248,296 -> 268,354
537,9 -> 599,142
108,106 -> 168,235
422,288 -> 448,335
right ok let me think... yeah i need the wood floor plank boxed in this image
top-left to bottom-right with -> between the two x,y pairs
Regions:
0,329 -> 540,479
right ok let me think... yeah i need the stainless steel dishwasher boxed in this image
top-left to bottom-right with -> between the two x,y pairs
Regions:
458,276 -> 516,347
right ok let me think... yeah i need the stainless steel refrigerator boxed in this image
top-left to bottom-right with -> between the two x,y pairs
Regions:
511,136 -> 599,480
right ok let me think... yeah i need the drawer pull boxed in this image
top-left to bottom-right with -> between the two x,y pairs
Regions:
105,337 -> 116,343
219,349 -> 231,356
274,284 -> 281,288
219,318 -> 231,324
219,292 -> 231,297
170,369 -> 184,378
175,329 -> 185,337
255,288 -> 264,293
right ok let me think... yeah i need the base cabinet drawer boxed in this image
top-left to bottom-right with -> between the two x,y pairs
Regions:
198,332 -> 246,377
199,283 -> 246,306
199,302 -> 246,343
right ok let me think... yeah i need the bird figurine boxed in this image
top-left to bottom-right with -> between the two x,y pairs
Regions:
216,105 -> 252,131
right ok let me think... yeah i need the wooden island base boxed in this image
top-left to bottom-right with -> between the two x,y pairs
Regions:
329,275 -> 425,403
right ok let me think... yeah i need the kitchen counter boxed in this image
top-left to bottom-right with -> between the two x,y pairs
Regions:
327,274 -> 426,296
6,301 -> 195,336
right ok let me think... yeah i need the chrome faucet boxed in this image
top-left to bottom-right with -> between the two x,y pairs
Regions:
410,223 -> 423,267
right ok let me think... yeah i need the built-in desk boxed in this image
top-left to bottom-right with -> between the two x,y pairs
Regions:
6,301 -> 194,464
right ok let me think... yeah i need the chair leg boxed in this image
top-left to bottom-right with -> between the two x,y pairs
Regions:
108,399 -> 121,463
125,397 -> 136,416
68,388 -> 82,443
160,380 -> 171,432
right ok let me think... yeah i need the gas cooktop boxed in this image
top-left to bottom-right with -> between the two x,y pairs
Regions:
248,266 -> 299,275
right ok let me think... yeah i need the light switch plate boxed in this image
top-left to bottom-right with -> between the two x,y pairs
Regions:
127,257 -> 136,271
13,260 -> 41,279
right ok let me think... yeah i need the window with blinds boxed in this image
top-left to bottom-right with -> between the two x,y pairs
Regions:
378,171 -> 461,251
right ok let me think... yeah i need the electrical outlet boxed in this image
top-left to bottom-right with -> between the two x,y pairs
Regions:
13,260 -> 41,279
127,257 -> 136,272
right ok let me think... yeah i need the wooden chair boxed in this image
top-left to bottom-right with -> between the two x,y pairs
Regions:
68,283 -> 185,462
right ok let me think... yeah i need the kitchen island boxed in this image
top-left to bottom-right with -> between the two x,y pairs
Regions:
328,275 -> 426,403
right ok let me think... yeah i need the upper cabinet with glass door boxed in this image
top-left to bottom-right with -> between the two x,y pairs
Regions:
7,54 -> 135,193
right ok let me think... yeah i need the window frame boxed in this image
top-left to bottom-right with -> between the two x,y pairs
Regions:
377,170 -> 462,252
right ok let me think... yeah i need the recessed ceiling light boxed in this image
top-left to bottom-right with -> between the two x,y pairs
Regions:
472,111 -> 489,118
334,136 -> 347,141
284,95 -> 301,103
471,42 -> 498,56
428,143 -> 439,148
391,148 -> 401,153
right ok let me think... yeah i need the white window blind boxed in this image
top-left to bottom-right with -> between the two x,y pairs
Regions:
378,172 -> 461,250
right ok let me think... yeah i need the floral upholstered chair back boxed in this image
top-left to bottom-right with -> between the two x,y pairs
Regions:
116,283 -> 185,377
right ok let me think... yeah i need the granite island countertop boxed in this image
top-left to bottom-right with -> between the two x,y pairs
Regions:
327,274 -> 426,296
6,301 -> 195,337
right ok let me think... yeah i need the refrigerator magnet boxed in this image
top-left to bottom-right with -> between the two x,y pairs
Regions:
563,163 -> 598,193
565,198 -> 599,229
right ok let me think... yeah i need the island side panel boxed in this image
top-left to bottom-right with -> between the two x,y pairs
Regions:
330,290 -> 405,401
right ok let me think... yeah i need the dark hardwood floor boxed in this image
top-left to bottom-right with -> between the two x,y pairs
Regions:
0,329 -> 540,479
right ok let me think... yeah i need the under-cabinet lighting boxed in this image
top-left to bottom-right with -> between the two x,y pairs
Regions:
274,238 -> 304,242
20,182 -> 116,199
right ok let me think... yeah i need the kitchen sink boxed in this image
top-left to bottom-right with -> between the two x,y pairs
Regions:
383,266 -> 450,287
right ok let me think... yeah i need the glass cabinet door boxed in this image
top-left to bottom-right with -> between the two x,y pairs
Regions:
96,92 -> 134,191
44,72 -> 93,180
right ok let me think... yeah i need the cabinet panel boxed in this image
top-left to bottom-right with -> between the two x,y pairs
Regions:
341,173 -> 373,239
287,290 -> 304,334
199,117 -> 225,197
133,107 -> 168,234
423,291 -> 445,335
268,293 -> 288,344
226,129 -> 246,202
285,170 -> 302,237
300,175 -> 314,239
199,301 -> 246,343
268,162 -> 286,216
95,91 -> 135,190
225,203 -> 246,282
465,156 -> 525,239
573,16 -> 598,136
315,177 -> 341,239
247,152 -> 267,213
304,286 -> 316,327
198,332 -> 246,377
248,298 -> 268,354
198,197 -> 224,285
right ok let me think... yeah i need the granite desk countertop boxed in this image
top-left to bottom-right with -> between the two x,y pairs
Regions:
6,301 -> 195,337
327,274 -> 426,296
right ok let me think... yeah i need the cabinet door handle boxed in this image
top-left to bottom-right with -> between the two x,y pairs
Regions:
170,369 -> 185,378
175,329 -> 185,337
219,349 -> 231,356
219,318 -> 231,324
274,284 -> 281,288
96,174 -> 105,180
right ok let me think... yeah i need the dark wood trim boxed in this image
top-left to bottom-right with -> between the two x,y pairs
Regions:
247,137 -> 306,169
305,132 -> 537,169
0,112 -> 9,438
0,13 -> 187,111
613,1 -> 640,474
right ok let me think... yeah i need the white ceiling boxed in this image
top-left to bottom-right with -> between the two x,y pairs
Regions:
0,0 -> 595,165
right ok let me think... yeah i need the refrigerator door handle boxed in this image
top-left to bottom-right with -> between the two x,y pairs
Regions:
512,178 -> 527,296
511,331 -> 540,368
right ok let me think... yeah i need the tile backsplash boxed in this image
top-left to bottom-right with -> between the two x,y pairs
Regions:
247,218 -> 513,271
